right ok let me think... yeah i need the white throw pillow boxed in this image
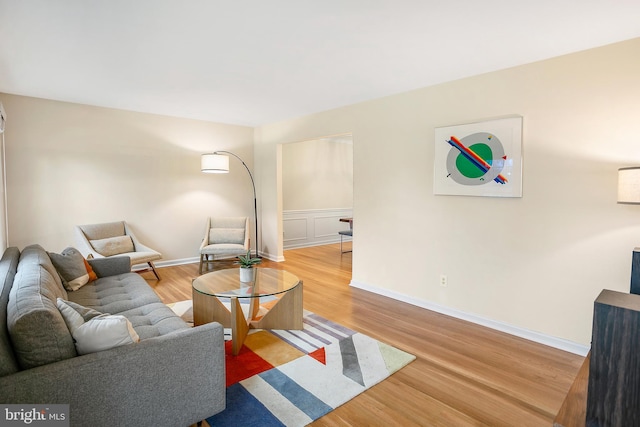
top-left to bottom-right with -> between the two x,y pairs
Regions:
56,298 -> 139,355
73,315 -> 139,355
56,298 -> 86,332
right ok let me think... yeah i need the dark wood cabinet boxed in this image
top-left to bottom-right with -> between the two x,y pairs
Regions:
586,289 -> 640,427
631,248 -> 640,295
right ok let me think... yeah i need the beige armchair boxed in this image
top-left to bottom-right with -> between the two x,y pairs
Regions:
74,221 -> 162,280
199,217 -> 249,274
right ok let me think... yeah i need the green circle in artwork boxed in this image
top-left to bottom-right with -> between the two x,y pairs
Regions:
456,143 -> 493,178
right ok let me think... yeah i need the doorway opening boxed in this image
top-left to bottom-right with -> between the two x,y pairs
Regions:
281,133 -> 353,257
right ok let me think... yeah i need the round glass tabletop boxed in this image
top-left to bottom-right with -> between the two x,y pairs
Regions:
192,268 -> 300,299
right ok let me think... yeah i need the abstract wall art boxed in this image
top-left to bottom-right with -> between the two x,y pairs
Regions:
434,116 -> 523,198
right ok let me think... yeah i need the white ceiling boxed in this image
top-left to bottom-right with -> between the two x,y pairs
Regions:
1,1 -> 640,127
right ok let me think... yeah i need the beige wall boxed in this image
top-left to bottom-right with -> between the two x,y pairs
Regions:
0,94 -> 255,261
255,38 -> 640,346
282,137 -> 353,211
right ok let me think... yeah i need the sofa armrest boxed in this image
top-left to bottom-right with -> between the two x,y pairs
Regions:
87,256 -> 131,277
0,322 -> 226,426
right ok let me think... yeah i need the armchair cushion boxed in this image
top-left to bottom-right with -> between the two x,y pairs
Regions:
79,221 -> 126,240
209,228 -> 245,244
90,236 -> 134,257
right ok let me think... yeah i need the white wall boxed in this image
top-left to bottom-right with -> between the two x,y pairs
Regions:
282,137 -> 353,211
0,94 -> 255,261
255,38 -> 640,346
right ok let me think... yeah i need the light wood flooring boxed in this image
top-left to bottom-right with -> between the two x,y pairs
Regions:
148,243 -> 584,426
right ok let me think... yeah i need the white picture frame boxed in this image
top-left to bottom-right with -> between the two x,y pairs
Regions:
434,116 -> 523,198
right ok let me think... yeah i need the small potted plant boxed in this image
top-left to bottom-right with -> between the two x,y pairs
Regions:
237,250 -> 261,282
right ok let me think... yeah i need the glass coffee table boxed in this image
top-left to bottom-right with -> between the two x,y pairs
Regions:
192,268 -> 303,355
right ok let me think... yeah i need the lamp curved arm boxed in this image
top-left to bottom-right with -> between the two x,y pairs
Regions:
213,151 -> 259,257
214,151 -> 256,201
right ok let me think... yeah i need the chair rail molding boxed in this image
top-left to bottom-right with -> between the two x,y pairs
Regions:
283,208 -> 353,250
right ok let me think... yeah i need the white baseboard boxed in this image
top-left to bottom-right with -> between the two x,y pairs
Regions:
132,257 -> 199,271
256,252 -> 285,262
153,257 -> 199,268
350,279 -> 590,356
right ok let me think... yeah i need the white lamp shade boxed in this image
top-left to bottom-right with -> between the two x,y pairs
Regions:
201,153 -> 229,173
618,167 -> 640,204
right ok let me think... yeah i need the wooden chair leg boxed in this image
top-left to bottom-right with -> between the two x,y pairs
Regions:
148,261 -> 160,280
200,254 -> 215,275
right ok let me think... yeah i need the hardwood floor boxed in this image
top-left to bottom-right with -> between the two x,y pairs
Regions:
150,243 -> 584,426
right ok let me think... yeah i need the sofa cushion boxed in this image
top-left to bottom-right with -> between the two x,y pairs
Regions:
19,244 -> 67,300
66,273 -> 188,339
67,273 -> 163,314
57,298 -> 139,355
7,261 -> 77,369
48,247 -> 97,291
90,236 -> 135,257
115,302 -> 189,340
209,228 -> 245,244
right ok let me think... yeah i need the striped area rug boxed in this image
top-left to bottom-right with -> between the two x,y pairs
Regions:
204,309 -> 416,426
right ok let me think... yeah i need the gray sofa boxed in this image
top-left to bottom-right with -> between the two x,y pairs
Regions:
0,244 -> 225,427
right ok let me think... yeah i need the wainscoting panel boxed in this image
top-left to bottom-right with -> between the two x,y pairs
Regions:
284,218 -> 308,244
283,208 -> 353,249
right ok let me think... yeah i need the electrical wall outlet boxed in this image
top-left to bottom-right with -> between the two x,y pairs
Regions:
440,274 -> 448,287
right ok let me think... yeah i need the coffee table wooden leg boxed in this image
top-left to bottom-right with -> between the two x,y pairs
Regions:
249,292 -> 260,321
251,281 -> 303,330
230,297 -> 250,356
193,288 -> 231,327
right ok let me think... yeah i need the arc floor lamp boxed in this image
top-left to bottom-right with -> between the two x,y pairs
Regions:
201,151 -> 259,257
